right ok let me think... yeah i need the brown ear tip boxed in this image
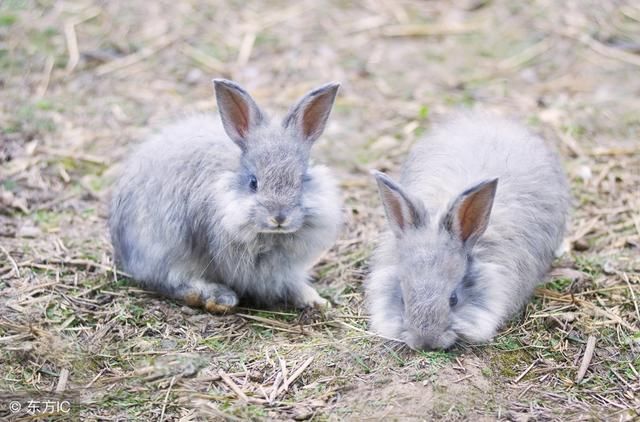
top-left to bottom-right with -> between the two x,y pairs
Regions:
212,78 -> 231,86
371,170 -> 392,186
488,177 -> 499,188
212,78 -> 245,93
316,81 -> 340,96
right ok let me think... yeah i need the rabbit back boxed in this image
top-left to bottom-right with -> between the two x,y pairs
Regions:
402,112 -> 569,316
109,115 -> 241,291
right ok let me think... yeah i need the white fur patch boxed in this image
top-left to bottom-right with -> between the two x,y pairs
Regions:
213,172 -> 255,242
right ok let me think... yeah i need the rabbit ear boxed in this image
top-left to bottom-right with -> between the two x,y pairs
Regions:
373,171 -> 427,237
444,179 -> 498,248
213,79 -> 264,150
282,82 -> 340,145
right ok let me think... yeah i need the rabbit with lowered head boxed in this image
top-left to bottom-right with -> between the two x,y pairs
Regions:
109,80 -> 342,312
367,113 -> 569,350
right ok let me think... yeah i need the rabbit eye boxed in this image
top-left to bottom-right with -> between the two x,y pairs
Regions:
449,292 -> 458,307
302,174 -> 312,183
249,175 -> 258,192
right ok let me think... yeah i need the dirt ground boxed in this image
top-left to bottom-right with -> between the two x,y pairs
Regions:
1,0 -> 639,420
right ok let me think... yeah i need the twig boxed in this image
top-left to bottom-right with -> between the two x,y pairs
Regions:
382,22 -> 481,37
332,320 -> 403,343
237,32 -> 256,66
279,356 -> 289,394
181,44 -> 228,74
55,368 -> 70,393
0,246 -> 20,278
579,33 -> 640,67
33,191 -> 80,212
517,384 -> 533,399
623,272 -> 640,324
64,20 -> 79,73
575,335 -> 597,384
453,374 -> 473,383
77,281 -> 111,298
96,33 -> 181,76
21,259 -> 129,278
64,8 -> 102,74
159,376 -> 176,422
36,56 -> 55,98
537,288 -> 637,331
268,371 -> 282,403
588,146 -> 640,156
276,356 -> 314,398
513,359 -> 538,384
219,370 -> 249,402
237,313 -> 302,332
497,38 -> 552,71
39,146 -> 109,166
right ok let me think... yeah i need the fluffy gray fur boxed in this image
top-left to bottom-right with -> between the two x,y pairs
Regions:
109,80 -> 342,311
367,113 -> 570,350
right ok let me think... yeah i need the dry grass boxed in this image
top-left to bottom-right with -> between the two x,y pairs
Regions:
1,0 -> 639,420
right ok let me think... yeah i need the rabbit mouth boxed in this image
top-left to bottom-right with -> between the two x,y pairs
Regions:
257,227 -> 300,234
401,328 -> 458,351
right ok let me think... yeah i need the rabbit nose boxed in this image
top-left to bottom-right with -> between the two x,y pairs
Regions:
268,212 -> 288,227
274,213 -> 287,225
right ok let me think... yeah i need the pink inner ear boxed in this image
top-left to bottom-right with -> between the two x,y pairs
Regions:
383,189 -> 405,229
301,98 -> 326,139
458,189 -> 492,241
224,92 -> 250,137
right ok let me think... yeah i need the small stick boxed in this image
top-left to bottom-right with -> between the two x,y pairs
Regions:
39,146 -> 109,165
513,359 -> 538,384
219,370 -> 249,402
236,313 -> 298,331
237,32 -> 256,66
96,33 -> 180,76
276,356 -> 314,398
64,8 -> 101,74
84,368 -> 106,389
55,368 -> 70,393
33,191 -> 80,212
382,23 -> 481,37
623,272 -> 640,324
23,258 -> 131,279
159,376 -> 176,422
517,384 -> 533,399
279,357 -> 289,394
581,33 -> 640,67
36,55 -> 55,98
575,335 -> 597,383
181,44 -> 228,74
64,19 -> 79,73
0,246 -> 20,278
268,372 -> 282,403
453,374 -> 473,383
333,320 -> 403,343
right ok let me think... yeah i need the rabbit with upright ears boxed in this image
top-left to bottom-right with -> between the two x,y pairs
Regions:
367,113 -> 570,350
109,80 -> 342,311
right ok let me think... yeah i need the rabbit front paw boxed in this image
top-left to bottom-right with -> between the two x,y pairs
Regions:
295,284 -> 331,309
182,281 -> 238,313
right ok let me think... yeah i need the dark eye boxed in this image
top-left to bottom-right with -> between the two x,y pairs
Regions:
249,175 -> 258,192
302,173 -> 312,183
449,291 -> 458,307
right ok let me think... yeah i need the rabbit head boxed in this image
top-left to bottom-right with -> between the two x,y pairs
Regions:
214,79 -> 339,234
373,171 -> 498,350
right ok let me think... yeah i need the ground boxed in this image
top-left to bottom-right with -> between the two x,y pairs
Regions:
1,0 -> 639,420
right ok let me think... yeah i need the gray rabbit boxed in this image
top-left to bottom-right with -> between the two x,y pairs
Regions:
367,113 -> 569,350
109,80 -> 342,312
